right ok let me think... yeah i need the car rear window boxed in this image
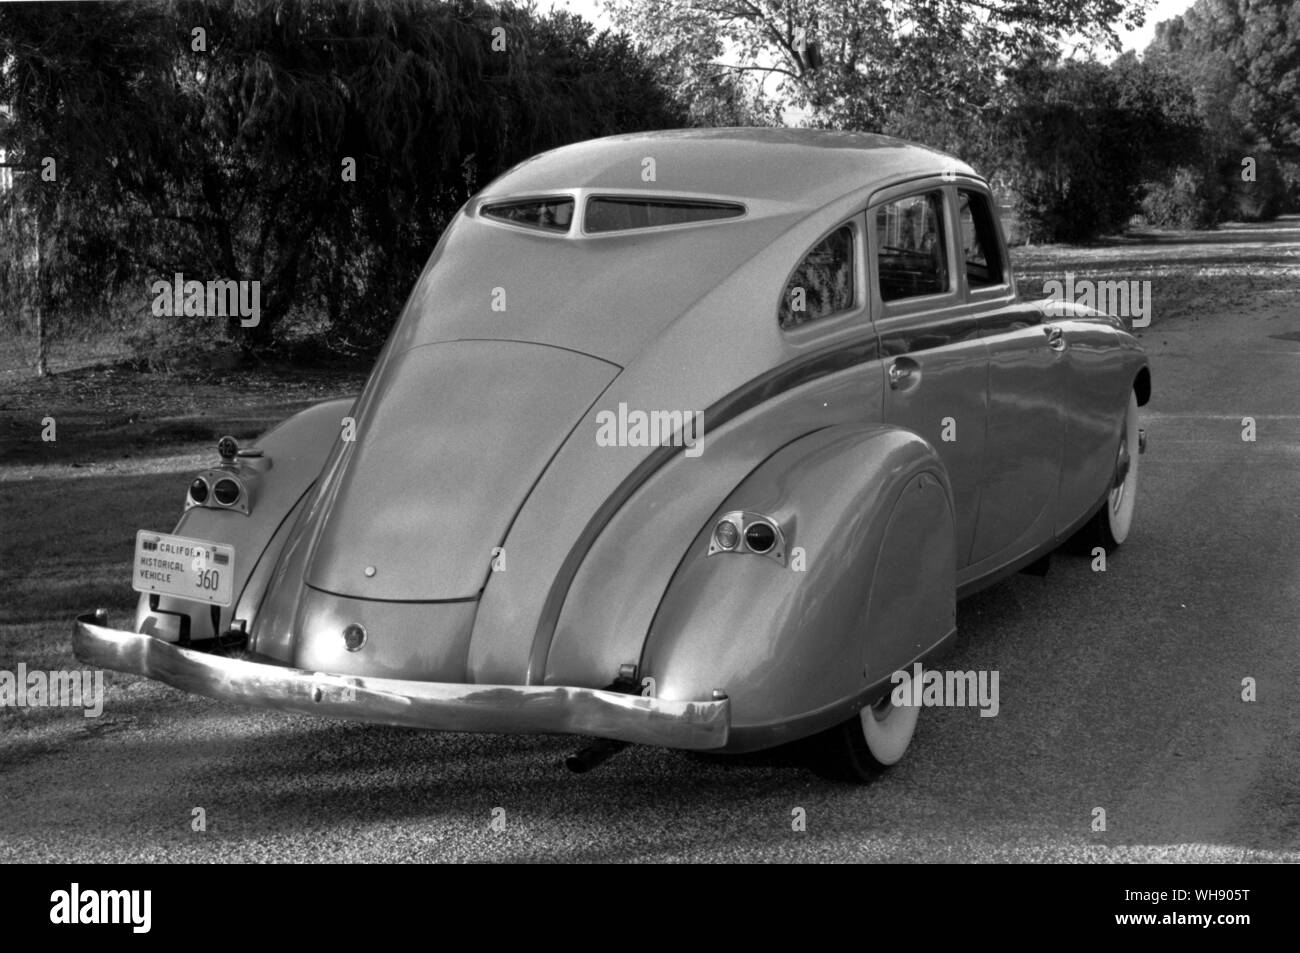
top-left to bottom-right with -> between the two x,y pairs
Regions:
585,197 -> 744,233
481,198 -> 575,232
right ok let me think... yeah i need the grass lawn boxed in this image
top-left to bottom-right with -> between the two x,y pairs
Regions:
0,349 -> 367,730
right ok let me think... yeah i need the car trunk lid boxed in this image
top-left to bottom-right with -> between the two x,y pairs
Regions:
303,340 -> 618,601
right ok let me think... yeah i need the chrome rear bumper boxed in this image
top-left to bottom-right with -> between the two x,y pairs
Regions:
73,611 -> 729,750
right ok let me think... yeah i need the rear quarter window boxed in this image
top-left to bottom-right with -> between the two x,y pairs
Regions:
779,225 -> 855,330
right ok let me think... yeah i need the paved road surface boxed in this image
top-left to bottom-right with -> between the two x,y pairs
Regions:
2,225 -> 1298,862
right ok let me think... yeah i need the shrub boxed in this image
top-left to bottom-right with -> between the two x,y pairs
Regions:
1140,166 -> 1224,229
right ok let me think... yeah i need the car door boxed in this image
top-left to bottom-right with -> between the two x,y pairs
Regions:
871,183 -> 988,569
959,187 -> 1067,569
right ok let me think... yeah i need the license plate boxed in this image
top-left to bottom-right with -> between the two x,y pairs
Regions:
133,531 -> 234,607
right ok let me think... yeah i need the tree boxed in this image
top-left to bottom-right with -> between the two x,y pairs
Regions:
1143,0 -> 1300,220
998,53 -> 1202,241
0,0 -> 691,359
0,1 -> 176,372
1149,0 -> 1300,159
603,0 -> 1152,131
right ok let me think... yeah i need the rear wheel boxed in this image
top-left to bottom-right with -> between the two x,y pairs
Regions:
808,689 -> 921,782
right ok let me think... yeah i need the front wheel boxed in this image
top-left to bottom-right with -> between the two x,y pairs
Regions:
807,690 -> 921,782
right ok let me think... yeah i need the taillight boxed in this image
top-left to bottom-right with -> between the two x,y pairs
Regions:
743,519 -> 777,554
712,518 -> 740,551
707,510 -> 787,563
213,478 -> 241,506
187,465 -> 251,514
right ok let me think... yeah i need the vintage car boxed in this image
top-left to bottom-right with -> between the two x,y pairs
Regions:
75,128 -> 1149,780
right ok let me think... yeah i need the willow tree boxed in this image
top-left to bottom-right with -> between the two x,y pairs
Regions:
0,1 -> 175,371
0,0 -> 689,356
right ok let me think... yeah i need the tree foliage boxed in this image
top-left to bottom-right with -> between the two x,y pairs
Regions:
0,0 -> 690,356
1142,0 -> 1300,223
1149,0 -> 1300,158
998,54 -> 1202,242
603,0 -> 1152,130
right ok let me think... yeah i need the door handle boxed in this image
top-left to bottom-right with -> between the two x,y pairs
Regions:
1044,325 -> 1067,351
887,360 -> 913,389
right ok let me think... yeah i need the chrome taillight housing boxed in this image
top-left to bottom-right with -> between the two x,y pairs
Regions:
185,471 -> 250,513
183,437 -> 264,514
707,511 -> 787,564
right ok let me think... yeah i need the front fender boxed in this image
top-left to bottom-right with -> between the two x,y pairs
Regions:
134,397 -> 354,641
640,424 -> 956,752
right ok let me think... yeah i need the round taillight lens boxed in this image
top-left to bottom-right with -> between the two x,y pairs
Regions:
188,478 -> 209,504
744,520 -> 777,554
713,519 -> 739,551
213,478 -> 241,506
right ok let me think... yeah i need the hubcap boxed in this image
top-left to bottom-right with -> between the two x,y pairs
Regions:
1109,405 -> 1138,521
1112,437 -> 1131,490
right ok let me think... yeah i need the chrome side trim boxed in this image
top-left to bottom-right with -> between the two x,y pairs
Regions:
74,612 -> 729,751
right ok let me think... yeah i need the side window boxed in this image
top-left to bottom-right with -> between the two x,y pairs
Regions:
875,192 -> 949,302
778,225 -> 855,330
958,190 -> 1005,288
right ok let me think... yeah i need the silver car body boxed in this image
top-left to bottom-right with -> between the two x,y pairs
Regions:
76,129 -> 1150,755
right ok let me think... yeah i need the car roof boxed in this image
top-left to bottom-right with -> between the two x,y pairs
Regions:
409,130 -> 985,366
480,128 -> 978,207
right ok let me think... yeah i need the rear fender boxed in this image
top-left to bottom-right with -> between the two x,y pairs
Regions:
640,424 -> 956,752
541,357 -> 883,689
134,398 -> 354,641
